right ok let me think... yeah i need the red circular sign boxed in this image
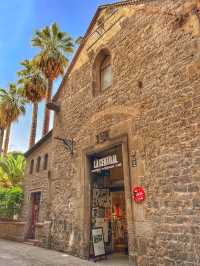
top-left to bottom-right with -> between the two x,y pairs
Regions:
132,187 -> 145,203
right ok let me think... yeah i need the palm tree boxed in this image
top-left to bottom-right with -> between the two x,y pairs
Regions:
0,105 -> 11,156
0,153 -> 26,187
18,59 -> 47,148
0,129 -> 4,155
0,115 -> 8,156
31,22 -> 74,136
0,84 -> 26,156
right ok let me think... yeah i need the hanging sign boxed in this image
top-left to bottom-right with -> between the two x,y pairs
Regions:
132,187 -> 145,203
92,227 -> 106,257
92,154 -> 122,173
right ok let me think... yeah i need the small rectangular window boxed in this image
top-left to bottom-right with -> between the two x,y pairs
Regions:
36,157 -> 41,173
43,154 -> 48,170
101,65 -> 112,91
29,160 -> 34,174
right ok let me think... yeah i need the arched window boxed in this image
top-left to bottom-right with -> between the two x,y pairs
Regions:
92,48 -> 112,96
100,54 -> 112,91
43,154 -> 48,170
36,157 -> 41,173
29,159 -> 34,174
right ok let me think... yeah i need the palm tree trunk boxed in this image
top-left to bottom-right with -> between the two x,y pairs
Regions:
0,128 -> 4,155
42,78 -> 53,136
3,124 -> 11,157
29,103 -> 38,148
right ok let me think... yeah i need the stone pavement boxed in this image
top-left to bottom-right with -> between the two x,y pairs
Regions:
0,239 -> 130,266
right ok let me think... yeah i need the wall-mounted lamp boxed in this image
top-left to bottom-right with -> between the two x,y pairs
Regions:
54,137 -> 75,156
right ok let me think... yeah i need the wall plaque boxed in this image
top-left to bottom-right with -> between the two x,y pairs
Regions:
131,152 -> 137,167
96,131 -> 109,144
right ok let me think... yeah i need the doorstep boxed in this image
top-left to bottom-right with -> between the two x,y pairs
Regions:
93,253 -> 129,266
24,239 -> 39,246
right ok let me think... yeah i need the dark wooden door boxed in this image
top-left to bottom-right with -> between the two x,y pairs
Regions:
29,192 -> 41,239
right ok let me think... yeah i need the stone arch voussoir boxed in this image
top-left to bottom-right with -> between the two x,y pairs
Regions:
76,105 -> 139,140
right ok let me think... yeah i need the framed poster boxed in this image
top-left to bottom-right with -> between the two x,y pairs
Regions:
95,218 -> 109,243
92,227 -> 106,258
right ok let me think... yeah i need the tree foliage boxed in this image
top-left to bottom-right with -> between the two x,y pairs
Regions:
0,84 -> 26,126
32,22 -> 74,80
0,186 -> 23,220
0,153 -> 25,220
18,59 -> 47,103
0,153 -> 26,187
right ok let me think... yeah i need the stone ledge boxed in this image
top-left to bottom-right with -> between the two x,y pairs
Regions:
35,223 -> 45,227
0,221 -> 26,225
0,220 -> 27,242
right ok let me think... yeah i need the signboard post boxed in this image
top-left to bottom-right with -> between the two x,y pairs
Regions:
92,227 -> 107,261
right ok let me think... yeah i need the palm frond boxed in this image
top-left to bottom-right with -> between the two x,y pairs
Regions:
51,22 -> 59,37
0,84 -> 26,126
17,59 -> 47,103
31,23 -> 74,79
0,153 -> 26,186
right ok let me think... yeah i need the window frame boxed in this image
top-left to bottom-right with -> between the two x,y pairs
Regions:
92,48 -> 112,96
100,56 -> 112,91
36,156 -> 41,173
43,154 -> 48,170
29,159 -> 34,174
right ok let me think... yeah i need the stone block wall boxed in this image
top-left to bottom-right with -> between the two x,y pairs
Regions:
21,133 -> 52,240
49,0 -> 200,265
20,0 -> 200,265
0,221 -> 26,242
35,221 -> 51,248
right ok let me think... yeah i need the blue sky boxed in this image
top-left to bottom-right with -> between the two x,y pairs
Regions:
0,0 -> 116,152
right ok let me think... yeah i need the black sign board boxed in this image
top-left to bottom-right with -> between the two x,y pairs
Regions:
92,154 -> 122,173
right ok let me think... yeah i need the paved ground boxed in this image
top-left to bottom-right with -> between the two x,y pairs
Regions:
0,239 -> 130,266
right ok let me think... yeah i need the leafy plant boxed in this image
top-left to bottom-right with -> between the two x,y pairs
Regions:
0,186 -> 23,220
0,153 -> 26,187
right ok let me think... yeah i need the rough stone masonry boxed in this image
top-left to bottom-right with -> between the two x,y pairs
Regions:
20,0 -> 200,265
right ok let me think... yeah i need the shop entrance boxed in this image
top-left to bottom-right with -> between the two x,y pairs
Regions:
89,145 -> 128,258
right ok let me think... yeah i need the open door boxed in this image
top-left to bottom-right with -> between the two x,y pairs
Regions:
89,145 -> 128,258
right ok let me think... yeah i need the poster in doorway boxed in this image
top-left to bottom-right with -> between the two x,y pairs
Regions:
92,227 -> 106,257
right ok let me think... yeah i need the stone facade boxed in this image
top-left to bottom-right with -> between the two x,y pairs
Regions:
22,0 -> 200,265
22,131 -> 52,241
0,221 -> 26,242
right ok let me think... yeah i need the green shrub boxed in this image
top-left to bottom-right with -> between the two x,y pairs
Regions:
0,186 -> 23,220
0,153 -> 26,187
